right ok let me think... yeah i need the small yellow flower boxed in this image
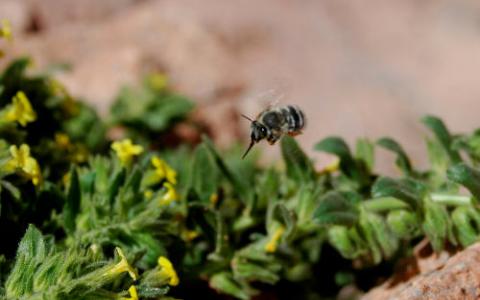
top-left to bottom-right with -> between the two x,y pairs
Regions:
55,133 -> 72,149
103,247 -> 138,281
144,189 -> 154,200
72,144 -> 89,163
319,158 -> 340,175
265,225 -> 285,253
157,256 -> 179,286
151,156 -> 177,185
62,172 -> 71,187
4,91 -> 37,127
0,19 -> 12,41
159,182 -> 179,206
147,73 -> 168,91
124,285 -> 138,300
4,144 -> 41,185
181,229 -> 199,242
111,139 -> 144,166
210,193 -> 219,206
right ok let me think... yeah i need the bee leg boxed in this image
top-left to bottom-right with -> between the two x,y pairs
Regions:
288,131 -> 302,137
267,134 -> 280,145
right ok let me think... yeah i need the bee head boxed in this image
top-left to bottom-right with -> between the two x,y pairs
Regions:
241,114 -> 268,159
250,121 -> 268,142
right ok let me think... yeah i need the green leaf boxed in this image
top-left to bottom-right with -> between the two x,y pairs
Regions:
314,191 -> 359,226
143,95 -> 194,131
447,163 -> 480,200
202,136 -> 254,204
422,200 -> 450,252
365,212 -> 399,259
451,206 -> 480,247
232,260 -> 280,285
362,197 -> 410,212
1,180 -> 20,200
315,136 -> 355,176
377,137 -> 413,175
107,168 -> 126,209
296,184 -> 321,226
327,225 -> 357,259
386,209 -> 419,239
125,166 -> 142,193
64,167 -> 81,234
5,225 -> 47,297
358,213 -> 382,264
371,177 -> 423,209
79,171 -> 96,196
209,272 -> 252,300
269,203 -> 296,240
190,144 -> 219,202
355,138 -> 375,172
281,136 -> 315,183
422,115 -> 461,163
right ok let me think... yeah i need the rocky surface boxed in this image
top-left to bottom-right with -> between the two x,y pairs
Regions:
363,240 -> 480,300
3,0 -> 480,168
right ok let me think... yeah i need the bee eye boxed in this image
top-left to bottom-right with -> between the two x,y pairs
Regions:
260,127 -> 266,134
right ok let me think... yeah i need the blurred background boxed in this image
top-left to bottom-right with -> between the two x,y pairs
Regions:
2,0 -> 480,170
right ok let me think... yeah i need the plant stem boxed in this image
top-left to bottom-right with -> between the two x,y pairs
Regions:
362,197 -> 409,212
430,193 -> 472,206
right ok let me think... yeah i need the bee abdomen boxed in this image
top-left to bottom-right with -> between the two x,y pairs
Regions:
283,105 -> 305,132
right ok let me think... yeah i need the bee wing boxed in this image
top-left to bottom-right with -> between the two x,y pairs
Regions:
259,88 -> 285,109
243,84 -> 290,117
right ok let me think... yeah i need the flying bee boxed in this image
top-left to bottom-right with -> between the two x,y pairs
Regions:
241,105 -> 306,158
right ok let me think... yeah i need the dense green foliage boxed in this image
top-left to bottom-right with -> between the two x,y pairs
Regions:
3,51 -> 480,299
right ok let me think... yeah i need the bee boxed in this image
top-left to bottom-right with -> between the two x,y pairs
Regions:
241,105 -> 306,158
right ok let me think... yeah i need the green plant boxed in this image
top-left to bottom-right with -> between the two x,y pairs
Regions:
4,22 -> 480,299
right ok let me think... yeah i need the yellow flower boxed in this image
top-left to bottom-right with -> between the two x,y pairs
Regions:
4,91 -> 37,127
103,247 -> 138,281
181,229 -> 199,242
319,158 -> 340,175
144,189 -> 154,200
62,172 -> 71,187
72,144 -> 89,163
157,256 -> 179,286
265,225 -> 285,253
151,156 -> 177,185
122,285 -> 138,300
111,139 -> 144,166
55,133 -> 72,149
147,73 -> 168,91
159,182 -> 179,206
4,144 -> 41,185
0,19 -> 12,41
210,193 -> 219,206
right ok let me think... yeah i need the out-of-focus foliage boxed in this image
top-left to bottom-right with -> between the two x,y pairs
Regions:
4,25 -> 480,300
110,73 -> 194,146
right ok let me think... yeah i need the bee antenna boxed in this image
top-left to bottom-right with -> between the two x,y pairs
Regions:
241,114 -> 254,122
242,140 -> 255,159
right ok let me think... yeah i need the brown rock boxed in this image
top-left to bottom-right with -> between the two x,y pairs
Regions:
363,242 -> 480,300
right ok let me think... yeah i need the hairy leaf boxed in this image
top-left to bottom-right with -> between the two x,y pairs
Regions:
281,136 -> 315,183
447,163 -> 480,200
314,191 -> 359,226
377,137 -> 413,175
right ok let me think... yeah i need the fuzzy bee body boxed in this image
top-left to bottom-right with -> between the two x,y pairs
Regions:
242,105 -> 306,158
